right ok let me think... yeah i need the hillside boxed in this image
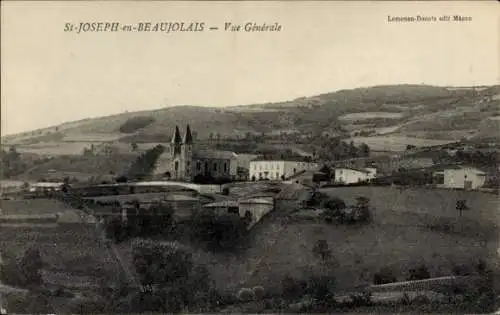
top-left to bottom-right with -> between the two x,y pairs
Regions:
3,84 -> 499,155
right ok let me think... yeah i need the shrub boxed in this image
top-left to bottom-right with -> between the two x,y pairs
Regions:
452,263 -> 473,276
407,264 -> 431,280
237,288 -> 254,302
306,276 -> 336,301
118,116 -> 156,133
281,275 -> 307,300
16,246 -> 44,286
324,197 -> 346,211
252,286 -> 265,301
348,292 -> 372,307
373,267 -> 397,284
129,239 -> 217,312
115,175 -> 128,183
191,212 -> 247,250
312,240 -> 332,262
127,145 -> 165,180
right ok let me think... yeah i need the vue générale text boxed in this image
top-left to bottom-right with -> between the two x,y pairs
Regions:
64,21 -> 283,34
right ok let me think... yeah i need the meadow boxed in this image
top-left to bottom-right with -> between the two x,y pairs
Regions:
2,186 -> 498,303
117,186 -> 497,295
338,112 -> 405,121
0,199 -> 118,290
348,136 -> 457,151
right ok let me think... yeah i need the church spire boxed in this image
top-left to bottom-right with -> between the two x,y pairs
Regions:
171,125 -> 182,144
184,124 -> 193,145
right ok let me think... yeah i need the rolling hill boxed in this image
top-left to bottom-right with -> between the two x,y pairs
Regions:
2,84 -> 499,155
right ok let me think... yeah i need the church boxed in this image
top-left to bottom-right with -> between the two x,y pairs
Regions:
153,125 -> 238,181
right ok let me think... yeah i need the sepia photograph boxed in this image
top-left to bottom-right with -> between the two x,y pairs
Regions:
0,1 -> 499,314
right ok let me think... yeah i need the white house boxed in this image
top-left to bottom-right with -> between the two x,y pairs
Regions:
434,166 -> 487,190
333,167 -> 376,184
29,182 -> 65,192
249,159 -> 319,181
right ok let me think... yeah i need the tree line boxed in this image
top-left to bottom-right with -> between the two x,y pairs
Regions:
126,144 -> 165,181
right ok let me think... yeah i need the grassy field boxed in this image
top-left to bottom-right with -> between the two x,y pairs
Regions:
3,186 -> 498,305
338,112 -> 405,121
0,199 -> 118,287
110,186 -> 498,296
348,136 -> 457,151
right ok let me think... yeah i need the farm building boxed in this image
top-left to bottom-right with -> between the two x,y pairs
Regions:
28,182 -> 64,193
434,166 -> 487,190
286,170 -> 330,187
333,167 -> 377,185
0,180 -> 26,196
202,197 -> 274,229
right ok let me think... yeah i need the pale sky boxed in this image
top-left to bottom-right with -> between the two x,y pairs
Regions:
1,1 -> 498,135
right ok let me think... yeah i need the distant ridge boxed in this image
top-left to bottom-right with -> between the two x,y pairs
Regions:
2,84 -> 499,145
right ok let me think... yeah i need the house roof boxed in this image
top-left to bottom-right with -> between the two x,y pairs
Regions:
203,200 -> 239,208
433,164 -> 490,174
31,182 -> 64,188
251,157 -> 311,162
334,167 -> 371,174
171,126 -> 182,144
239,198 -> 274,205
193,150 -> 237,160
443,165 -> 487,175
184,124 -> 193,145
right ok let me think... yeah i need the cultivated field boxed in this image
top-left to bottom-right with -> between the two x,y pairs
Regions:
15,142 -> 96,156
338,112 -> 405,121
1,224 -> 117,282
348,136 -> 456,151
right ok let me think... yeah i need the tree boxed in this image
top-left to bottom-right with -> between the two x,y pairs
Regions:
318,165 -> 332,179
130,239 -> 216,312
456,199 -> 468,217
127,145 -> 165,180
313,240 -> 331,262
407,264 -> 430,280
373,267 -> 397,284
191,212 -> 247,250
360,143 -> 370,157
324,197 -> 346,213
17,246 -> 44,286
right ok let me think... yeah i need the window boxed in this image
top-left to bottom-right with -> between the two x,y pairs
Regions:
196,161 -> 201,170
224,162 -> 227,172
175,161 -> 179,171
213,163 -> 217,171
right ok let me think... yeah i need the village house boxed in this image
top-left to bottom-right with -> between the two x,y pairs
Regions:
433,165 -> 487,190
249,158 -> 319,181
28,182 -> 65,193
333,167 -> 377,184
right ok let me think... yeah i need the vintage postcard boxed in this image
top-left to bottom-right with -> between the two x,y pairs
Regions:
0,1 -> 499,314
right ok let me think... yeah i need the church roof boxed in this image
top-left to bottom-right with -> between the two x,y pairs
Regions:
184,124 -> 193,144
171,126 -> 182,144
194,150 -> 237,160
